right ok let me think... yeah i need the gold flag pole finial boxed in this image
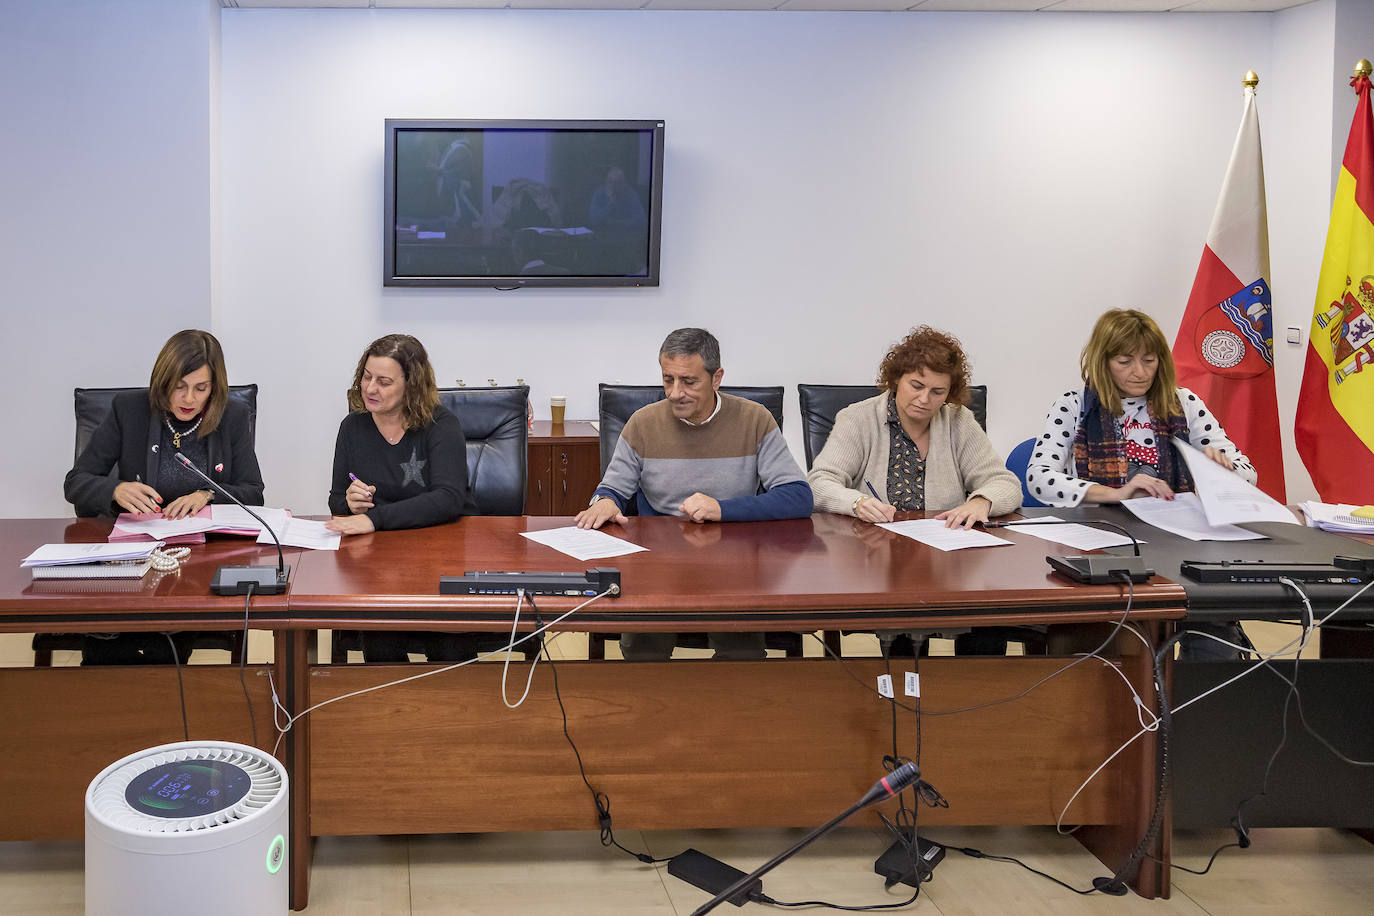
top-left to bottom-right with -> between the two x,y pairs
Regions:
1243,70 -> 1259,89
1356,59 -> 1372,79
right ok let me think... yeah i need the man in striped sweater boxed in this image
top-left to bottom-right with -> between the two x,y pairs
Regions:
575,327 -> 813,659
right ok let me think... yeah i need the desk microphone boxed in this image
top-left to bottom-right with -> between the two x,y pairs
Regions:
174,452 -> 289,595
983,517 -> 1152,585
689,763 -> 924,916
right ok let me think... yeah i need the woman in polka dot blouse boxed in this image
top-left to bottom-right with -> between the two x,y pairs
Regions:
1026,308 -> 1256,508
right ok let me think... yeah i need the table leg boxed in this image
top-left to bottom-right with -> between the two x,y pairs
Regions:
276,629 -> 314,911
1071,619 -> 1170,898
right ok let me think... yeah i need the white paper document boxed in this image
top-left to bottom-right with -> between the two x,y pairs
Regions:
257,518 -> 340,551
212,505 -> 292,534
1119,492 -> 1265,541
1005,516 -> 1141,551
520,526 -> 648,561
876,519 -> 1012,551
22,542 -> 161,567
1172,439 -> 1297,527
110,515 -> 219,539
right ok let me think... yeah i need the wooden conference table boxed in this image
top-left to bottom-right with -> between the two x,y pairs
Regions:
1,514 -> 1187,907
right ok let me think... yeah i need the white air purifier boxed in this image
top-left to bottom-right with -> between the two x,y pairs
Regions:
85,740 -> 289,916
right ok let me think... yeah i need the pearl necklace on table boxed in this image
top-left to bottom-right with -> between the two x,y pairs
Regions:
149,546 -> 191,571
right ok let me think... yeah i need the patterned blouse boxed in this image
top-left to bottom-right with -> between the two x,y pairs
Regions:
885,397 -> 926,511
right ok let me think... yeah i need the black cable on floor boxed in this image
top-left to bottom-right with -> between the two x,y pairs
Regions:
527,597 -> 674,865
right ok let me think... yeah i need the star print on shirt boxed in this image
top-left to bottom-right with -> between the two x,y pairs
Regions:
399,448 -> 427,488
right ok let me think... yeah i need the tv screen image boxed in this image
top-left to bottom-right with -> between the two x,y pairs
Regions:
384,119 -> 664,288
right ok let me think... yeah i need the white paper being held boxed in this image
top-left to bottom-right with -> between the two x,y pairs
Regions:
1171,438 -> 1297,527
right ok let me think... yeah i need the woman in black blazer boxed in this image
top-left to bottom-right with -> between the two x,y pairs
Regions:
65,330 -> 264,517
62,329 -> 264,664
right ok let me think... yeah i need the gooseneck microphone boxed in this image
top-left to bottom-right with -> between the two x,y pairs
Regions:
689,763 -> 923,916
983,515 -> 1152,584
174,452 -> 289,595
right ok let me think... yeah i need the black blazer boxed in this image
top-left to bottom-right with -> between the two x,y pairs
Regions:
64,391 -> 266,517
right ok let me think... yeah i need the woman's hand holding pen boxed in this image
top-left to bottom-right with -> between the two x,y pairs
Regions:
344,472 -> 375,515
855,496 -> 897,523
855,480 -> 897,524
113,481 -> 162,515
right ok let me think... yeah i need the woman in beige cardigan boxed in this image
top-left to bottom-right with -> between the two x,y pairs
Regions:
808,326 -> 1021,528
808,326 -> 1027,656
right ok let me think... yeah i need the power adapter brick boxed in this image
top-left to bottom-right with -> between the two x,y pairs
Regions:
667,848 -> 761,907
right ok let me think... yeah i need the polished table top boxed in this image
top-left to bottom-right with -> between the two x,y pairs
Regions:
284,513 -> 1187,630
0,517 -> 297,631
0,514 -> 1186,632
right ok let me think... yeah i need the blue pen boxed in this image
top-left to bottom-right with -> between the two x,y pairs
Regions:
865,480 -> 880,501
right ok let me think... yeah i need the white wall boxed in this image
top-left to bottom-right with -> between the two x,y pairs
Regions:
1,0 -> 220,516
3,3 -> 1357,517
218,8 -> 1288,515
1270,0 -> 1337,504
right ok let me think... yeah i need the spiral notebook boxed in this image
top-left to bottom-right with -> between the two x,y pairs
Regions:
30,559 -> 153,580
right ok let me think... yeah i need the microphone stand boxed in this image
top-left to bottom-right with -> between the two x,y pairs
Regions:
174,452 -> 289,595
689,763 -> 922,916
984,514 -> 1153,585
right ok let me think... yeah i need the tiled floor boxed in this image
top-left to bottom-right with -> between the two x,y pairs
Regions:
5,623 -> 1370,913
5,825 -> 1374,914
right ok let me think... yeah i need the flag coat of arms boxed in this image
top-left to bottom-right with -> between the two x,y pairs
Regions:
1296,68 -> 1374,504
1174,78 -> 1285,502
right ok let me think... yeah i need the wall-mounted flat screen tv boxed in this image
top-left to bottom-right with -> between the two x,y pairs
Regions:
384,119 -> 664,288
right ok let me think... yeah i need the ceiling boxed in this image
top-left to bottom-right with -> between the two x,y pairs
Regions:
221,1 -> 1315,14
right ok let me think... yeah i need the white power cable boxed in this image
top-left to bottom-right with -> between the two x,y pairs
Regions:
1055,576 -> 1374,833
269,587 -> 612,758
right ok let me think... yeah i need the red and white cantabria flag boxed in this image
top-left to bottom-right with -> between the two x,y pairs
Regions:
1295,65 -> 1374,504
1173,74 -> 1284,501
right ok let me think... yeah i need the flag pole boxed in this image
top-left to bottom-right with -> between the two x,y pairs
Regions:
1243,70 -> 1259,90
1356,59 -> 1372,82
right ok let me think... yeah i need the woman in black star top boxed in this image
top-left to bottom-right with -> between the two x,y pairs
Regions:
327,334 -> 477,662
326,334 -> 476,533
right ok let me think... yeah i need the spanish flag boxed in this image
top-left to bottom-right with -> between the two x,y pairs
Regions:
1173,75 -> 1285,502
1296,66 -> 1374,504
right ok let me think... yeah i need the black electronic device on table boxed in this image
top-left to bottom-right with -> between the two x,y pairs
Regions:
1179,556 -> 1373,585
1046,554 -> 1155,585
439,567 -> 621,597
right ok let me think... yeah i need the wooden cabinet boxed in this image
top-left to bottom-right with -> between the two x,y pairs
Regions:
526,420 -> 601,515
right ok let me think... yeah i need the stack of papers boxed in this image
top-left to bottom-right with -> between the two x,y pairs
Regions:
110,505 -> 293,542
22,542 -> 161,579
1120,492 -> 1264,542
1114,441 -> 1298,542
1300,502 -> 1374,535
22,542 -> 161,567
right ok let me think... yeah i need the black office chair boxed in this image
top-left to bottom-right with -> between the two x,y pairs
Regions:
331,386 -> 531,664
34,385 -> 260,666
597,384 -> 785,478
591,383 -> 800,660
71,385 -> 260,504
797,383 -> 987,470
795,383 -> 1041,658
